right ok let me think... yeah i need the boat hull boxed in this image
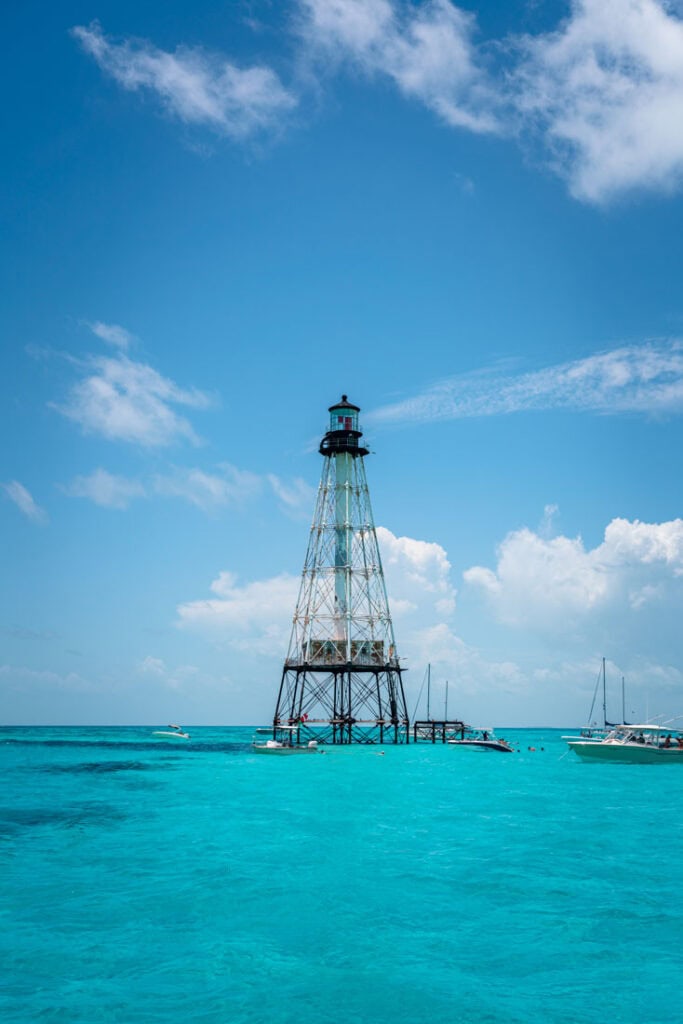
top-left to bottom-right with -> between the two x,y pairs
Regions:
252,744 -> 319,754
447,739 -> 513,753
569,741 -> 683,764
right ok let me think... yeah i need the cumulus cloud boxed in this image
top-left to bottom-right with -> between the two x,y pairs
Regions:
177,570 -> 300,656
2,481 -> 48,525
377,526 -> 456,616
371,341 -> 683,425
86,320 -> 135,350
64,468 -> 146,509
513,0 -> 683,202
172,516 -> 683,721
464,516 -> 683,631
298,0 -> 498,132
72,21 -> 297,140
53,352 -> 211,448
176,526 -> 458,665
409,623 -> 529,704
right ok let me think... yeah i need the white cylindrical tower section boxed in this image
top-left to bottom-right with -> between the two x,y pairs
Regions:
321,396 -> 368,660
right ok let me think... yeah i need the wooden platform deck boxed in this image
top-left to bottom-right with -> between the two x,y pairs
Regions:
413,720 -> 466,743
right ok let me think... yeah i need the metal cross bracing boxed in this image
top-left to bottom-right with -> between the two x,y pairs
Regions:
273,396 -> 409,744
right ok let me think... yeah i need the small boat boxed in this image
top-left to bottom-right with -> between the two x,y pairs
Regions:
152,724 -> 191,740
568,724 -> 683,763
252,726 -> 320,754
448,728 -> 514,753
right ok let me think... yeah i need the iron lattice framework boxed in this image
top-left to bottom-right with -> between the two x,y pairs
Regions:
273,396 -> 409,744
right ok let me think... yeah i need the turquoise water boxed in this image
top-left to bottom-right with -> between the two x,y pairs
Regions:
2,727 -> 681,1023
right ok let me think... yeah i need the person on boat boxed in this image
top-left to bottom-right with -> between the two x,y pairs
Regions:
663,734 -> 672,748
637,731 -> 645,743
677,736 -> 683,749
482,730 -> 489,741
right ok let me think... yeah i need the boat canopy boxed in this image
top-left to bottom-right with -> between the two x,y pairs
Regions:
617,723 -> 671,732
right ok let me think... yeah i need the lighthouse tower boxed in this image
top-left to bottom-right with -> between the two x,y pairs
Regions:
273,396 -> 409,744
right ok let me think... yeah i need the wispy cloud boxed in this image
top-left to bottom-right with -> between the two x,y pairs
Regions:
137,655 -> 200,691
63,468 -> 146,509
71,3 -> 683,203
152,464 -> 263,511
53,352 -> 212,448
371,341 -> 683,425
2,481 -> 48,525
267,474 -> 316,516
0,664 -> 92,692
297,0 -> 499,133
85,320 -> 135,350
72,21 -> 297,141
62,464 -> 314,516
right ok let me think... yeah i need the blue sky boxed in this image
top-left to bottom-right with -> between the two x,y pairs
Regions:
4,0 -> 683,726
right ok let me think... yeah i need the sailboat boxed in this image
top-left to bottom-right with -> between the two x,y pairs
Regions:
563,658 -> 627,744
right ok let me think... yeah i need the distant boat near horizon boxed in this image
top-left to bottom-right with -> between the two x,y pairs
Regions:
152,724 -> 191,740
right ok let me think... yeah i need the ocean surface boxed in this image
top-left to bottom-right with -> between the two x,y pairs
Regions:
2,726 -> 681,1024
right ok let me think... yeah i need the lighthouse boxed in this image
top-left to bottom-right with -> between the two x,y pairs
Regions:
273,396 -> 409,744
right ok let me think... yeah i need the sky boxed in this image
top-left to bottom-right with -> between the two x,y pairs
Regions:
4,0 -> 683,727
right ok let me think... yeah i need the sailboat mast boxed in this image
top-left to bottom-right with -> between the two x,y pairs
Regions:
622,676 -> 625,724
427,663 -> 431,720
445,680 -> 449,720
602,656 -> 607,729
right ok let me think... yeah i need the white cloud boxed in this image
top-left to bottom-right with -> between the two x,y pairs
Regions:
2,481 -> 48,525
53,352 -> 211,448
176,526 -> 457,664
299,0 -> 498,133
139,656 -> 166,675
177,570 -> 300,655
0,664 -> 91,691
72,21 -> 297,141
464,515 -> 683,631
137,656 -> 200,690
267,474 -> 316,514
171,517 -> 683,722
71,3 -> 683,204
377,526 -> 456,616
86,320 -> 135,350
409,623 -> 529,704
514,0 -> 683,202
153,463 -> 263,511
60,463 -> 313,515
371,341 -> 683,425
64,468 -> 146,509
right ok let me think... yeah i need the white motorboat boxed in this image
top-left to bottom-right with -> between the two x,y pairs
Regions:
448,728 -> 514,753
152,724 -> 191,740
568,724 -> 683,763
252,726 -> 320,754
